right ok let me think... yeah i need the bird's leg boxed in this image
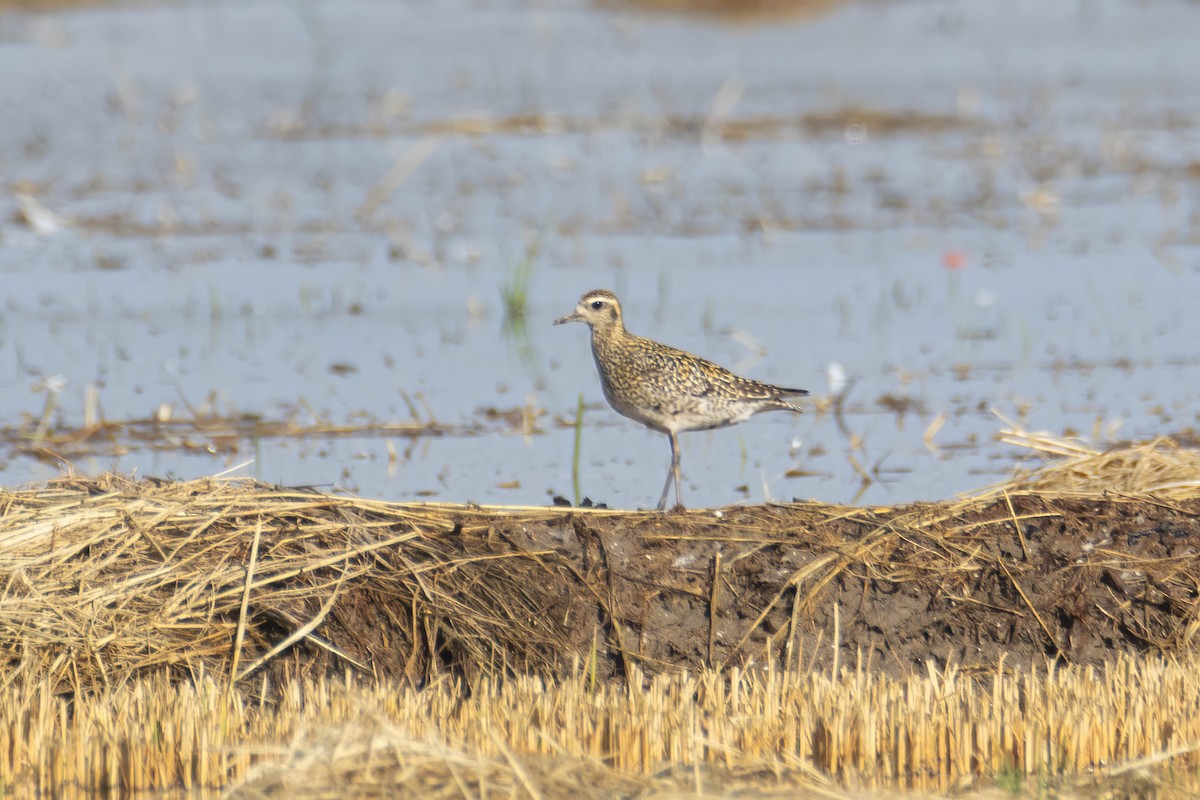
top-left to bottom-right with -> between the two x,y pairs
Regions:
656,432 -> 683,511
656,440 -> 673,511
671,432 -> 683,510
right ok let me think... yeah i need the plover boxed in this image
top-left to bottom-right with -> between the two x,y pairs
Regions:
555,289 -> 808,510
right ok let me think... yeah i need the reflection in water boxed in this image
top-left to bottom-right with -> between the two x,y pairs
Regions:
501,236 -> 543,380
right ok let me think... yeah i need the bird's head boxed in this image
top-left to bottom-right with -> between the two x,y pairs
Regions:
554,289 -> 623,331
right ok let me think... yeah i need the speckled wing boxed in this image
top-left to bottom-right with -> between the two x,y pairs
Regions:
662,342 -> 807,401
629,337 -> 806,408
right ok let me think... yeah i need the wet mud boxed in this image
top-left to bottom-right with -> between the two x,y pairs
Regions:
314,494 -> 1200,684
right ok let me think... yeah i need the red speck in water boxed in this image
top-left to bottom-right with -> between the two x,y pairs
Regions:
942,250 -> 968,270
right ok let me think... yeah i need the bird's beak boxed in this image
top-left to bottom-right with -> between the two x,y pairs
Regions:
554,311 -> 582,325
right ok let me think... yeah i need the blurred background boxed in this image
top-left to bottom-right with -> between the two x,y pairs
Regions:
0,0 -> 1197,508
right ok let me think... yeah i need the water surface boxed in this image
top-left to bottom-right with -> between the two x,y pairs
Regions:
0,0 -> 1197,508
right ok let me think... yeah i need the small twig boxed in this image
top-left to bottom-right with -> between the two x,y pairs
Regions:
398,389 -> 422,422
707,552 -> 722,669
487,726 -> 545,800
846,454 -> 873,485
1106,738 -> 1200,776
944,594 -> 1025,615
229,518 -> 263,686
1107,491 -> 1200,517
1003,490 -> 1030,561
784,582 -> 803,671
236,572 -> 349,682
572,393 -> 584,506
999,560 -> 1062,659
831,601 -> 841,677
357,136 -> 441,218
949,512 -> 1061,535
719,553 -> 839,671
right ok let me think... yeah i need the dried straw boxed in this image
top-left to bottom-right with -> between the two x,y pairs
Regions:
5,657 -> 1200,796
0,474 -> 597,694
981,415 -> 1200,500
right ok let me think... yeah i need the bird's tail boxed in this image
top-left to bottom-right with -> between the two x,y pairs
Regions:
767,398 -> 806,414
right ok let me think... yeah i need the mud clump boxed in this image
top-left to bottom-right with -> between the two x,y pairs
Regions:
498,495 -> 1200,679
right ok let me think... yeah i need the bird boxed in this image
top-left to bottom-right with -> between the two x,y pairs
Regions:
554,288 -> 808,511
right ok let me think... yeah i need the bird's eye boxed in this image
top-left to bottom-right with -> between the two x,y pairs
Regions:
590,300 -> 604,310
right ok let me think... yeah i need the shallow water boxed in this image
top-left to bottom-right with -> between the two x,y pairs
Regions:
0,0 -> 1198,508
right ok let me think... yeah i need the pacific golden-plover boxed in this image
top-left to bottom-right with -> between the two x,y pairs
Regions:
555,288 -> 808,511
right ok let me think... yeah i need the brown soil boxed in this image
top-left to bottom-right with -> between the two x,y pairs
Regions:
320,493 -> 1200,684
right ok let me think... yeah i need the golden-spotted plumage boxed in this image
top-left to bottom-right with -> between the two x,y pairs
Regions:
555,288 -> 808,510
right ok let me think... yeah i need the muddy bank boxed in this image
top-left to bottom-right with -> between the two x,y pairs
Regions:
3,475 -> 1198,694
365,493 -> 1200,681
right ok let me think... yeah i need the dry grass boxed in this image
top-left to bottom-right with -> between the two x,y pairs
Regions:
0,475 -> 596,696
982,417 -> 1200,500
4,657 -> 1200,797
